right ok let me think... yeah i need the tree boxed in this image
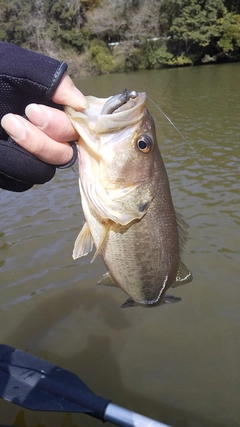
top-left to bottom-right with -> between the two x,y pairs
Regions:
217,12 -> 240,54
42,0 -> 87,51
223,0 -> 240,13
126,0 -> 161,41
164,0 -> 228,61
0,0 -> 239,75
0,0 -> 34,46
86,0 -> 128,42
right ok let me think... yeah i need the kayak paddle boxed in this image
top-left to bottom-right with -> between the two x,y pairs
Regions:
0,344 -> 171,427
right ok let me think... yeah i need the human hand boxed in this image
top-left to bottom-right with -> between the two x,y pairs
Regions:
0,43 -> 86,191
1,73 -> 87,166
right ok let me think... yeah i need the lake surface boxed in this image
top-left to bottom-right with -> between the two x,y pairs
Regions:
0,63 -> 239,427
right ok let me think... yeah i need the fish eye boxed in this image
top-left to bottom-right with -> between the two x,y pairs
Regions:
136,135 -> 153,153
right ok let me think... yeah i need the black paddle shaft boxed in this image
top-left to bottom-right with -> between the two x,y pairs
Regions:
0,344 -> 110,420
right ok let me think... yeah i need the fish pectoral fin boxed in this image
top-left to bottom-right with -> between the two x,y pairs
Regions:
97,272 -> 118,287
72,222 -> 94,260
163,295 -> 182,304
121,298 -> 139,308
171,261 -> 193,288
91,222 -> 111,263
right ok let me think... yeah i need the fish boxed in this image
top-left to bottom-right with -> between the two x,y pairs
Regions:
65,89 -> 192,308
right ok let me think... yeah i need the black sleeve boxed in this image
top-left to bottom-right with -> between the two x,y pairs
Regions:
0,42 -> 69,192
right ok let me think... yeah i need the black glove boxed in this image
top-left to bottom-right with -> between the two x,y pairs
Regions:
0,42 -> 74,192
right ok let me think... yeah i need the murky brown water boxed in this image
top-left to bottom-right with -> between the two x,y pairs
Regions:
0,63 -> 239,427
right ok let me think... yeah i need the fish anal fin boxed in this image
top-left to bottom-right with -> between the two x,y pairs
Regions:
97,272 -> 118,287
121,298 -> 139,308
171,261 -> 193,288
91,222 -> 111,263
72,222 -> 93,260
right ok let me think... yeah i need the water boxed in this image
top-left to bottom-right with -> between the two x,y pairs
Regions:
0,63 -> 239,427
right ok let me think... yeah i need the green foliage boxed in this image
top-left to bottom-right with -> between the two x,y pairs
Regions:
57,27 -> 90,52
223,0 -> 240,13
43,0 -> 90,52
0,0 -> 240,75
127,47 -> 148,70
168,54 -> 193,66
217,13 -> 240,52
159,0 -> 240,63
0,0 -> 34,45
148,45 -> 174,66
89,39 -> 118,74
167,0 -> 227,58
148,44 -> 192,66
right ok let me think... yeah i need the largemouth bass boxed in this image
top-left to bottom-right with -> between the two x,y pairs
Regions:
66,89 -> 192,308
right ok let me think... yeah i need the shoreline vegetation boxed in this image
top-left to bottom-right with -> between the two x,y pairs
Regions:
1,0 -> 240,78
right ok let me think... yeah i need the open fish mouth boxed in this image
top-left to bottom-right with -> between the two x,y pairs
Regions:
65,89 -> 147,136
100,89 -> 138,115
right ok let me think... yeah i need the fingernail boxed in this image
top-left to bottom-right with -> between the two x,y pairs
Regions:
1,114 -> 26,140
71,86 -> 89,110
25,103 -> 49,129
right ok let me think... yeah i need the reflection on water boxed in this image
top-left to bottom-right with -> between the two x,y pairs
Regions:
0,63 -> 239,427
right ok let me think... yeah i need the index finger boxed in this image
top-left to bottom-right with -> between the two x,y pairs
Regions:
25,104 -> 78,142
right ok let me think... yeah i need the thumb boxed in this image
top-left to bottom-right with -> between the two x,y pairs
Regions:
52,72 -> 88,111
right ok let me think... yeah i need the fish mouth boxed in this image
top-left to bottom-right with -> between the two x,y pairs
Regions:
65,89 -> 146,136
100,89 -> 138,115
94,90 -> 146,134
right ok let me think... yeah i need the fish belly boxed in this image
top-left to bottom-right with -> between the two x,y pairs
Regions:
83,191 -> 180,305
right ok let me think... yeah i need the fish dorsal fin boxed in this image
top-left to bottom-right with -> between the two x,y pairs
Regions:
171,261 -> 193,288
91,222 -> 111,263
72,222 -> 94,260
176,211 -> 189,254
